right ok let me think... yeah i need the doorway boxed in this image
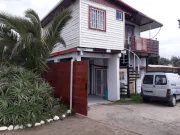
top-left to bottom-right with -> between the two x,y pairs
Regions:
95,69 -> 107,96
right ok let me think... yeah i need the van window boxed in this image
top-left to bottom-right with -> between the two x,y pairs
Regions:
155,75 -> 167,85
143,75 -> 154,84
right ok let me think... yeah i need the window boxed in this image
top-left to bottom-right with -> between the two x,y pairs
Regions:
116,10 -> 123,21
155,75 -> 167,85
89,7 -> 106,31
143,75 -> 154,84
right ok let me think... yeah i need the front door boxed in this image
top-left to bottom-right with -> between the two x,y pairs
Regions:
95,69 -> 107,96
125,25 -> 134,45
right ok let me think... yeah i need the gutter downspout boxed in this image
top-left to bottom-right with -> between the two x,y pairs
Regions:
70,58 -> 74,112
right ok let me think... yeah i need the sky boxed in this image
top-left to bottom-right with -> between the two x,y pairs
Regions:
0,0 -> 180,58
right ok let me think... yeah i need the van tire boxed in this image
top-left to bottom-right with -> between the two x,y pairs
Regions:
170,96 -> 176,107
143,97 -> 149,103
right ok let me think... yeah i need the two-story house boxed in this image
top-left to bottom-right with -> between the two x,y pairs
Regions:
43,0 -> 163,115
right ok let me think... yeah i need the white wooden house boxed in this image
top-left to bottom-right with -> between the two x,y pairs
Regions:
42,0 -> 163,113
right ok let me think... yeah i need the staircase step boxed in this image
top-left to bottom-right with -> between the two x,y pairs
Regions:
129,74 -> 140,76
129,79 -> 136,81
129,77 -> 141,79
129,71 -> 136,73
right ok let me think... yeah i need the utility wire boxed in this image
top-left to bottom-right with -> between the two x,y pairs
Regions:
150,27 -> 162,39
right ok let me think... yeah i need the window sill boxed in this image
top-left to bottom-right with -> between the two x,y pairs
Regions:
89,27 -> 106,32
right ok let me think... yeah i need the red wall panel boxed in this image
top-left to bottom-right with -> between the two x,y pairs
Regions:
44,61 -> 88,116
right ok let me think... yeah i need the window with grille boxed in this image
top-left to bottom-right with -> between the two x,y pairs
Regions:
89,7 -> 106,31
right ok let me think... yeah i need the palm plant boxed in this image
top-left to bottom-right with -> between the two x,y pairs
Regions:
0,9 -> 72,73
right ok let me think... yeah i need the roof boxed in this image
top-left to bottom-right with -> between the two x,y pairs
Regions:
117,0 -> 163,31
141,65 -> 180,70
41,0 -> 163,31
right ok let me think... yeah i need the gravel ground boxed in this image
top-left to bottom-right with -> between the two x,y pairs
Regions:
1,115 -> 136,135
88,102 -> 180,135
2,102 -> 179,135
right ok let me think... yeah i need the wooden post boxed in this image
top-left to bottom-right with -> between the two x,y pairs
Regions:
127,66 -> 131,98
146,57 -> 149,72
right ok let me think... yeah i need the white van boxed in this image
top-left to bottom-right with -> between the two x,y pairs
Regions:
141,72 -> 180,106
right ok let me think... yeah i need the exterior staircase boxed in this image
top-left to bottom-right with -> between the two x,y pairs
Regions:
128,67 -> 140,94
120,48 -> 141,98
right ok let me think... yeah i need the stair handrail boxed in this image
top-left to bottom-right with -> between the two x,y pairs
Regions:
123,48 -> 141,73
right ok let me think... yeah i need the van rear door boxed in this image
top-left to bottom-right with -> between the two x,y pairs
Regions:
154,75 -> 168,97
142,75 -> 155,96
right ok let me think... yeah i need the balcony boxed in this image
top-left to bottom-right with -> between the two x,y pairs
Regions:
130,36 -> 159,56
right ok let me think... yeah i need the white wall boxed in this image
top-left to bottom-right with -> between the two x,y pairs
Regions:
140,58 -> 146,66
47,0 -> 80,54
136,69 -> 145,93
108,54 -> 120,101
94,59 -> 104,66
80,0 -> 125,50
120,68 -> 127,85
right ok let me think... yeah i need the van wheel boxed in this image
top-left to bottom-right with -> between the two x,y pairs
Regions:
143,97 -> 149,103
170,96 -> 176,107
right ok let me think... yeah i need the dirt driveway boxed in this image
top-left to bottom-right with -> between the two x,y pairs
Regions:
88,102 -> 180,135
2,102 -> 180,135
1,115 -> 136,135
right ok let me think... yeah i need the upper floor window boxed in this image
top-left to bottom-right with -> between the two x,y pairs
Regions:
116,10 -> 123,21
89,6 -> 106,31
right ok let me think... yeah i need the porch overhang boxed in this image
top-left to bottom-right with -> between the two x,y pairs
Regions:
125,12 -> 163,32
49,47 -> 121,58
113,0 -> 163,32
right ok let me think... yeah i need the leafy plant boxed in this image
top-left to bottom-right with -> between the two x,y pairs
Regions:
0,65 -> 67,126
0,9 -> 72,73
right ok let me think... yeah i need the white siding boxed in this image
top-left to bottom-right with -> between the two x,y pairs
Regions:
50,0 -> 80,54
80,0 -> 125,50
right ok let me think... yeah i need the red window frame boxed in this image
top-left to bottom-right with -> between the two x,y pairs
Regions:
88,6 -> 106,32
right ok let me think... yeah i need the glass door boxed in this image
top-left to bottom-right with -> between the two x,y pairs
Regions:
96,69 -> 102,95
95,69 -> 107,96
125,25 -> 134,46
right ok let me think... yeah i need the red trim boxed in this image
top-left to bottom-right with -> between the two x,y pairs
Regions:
89,0 -> 125,12
88,6 -> 106,32
111,50 -> 121,54
93,48 -> 106,52
49,47 -> 122,58
49,48 -> 78,57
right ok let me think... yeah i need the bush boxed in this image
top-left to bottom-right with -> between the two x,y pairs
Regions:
0,65 -> 66,126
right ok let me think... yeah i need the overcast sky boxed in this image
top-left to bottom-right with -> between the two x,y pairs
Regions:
0,0 -> 180,59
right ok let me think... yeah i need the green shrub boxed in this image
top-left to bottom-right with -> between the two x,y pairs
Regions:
0,65 -> 66,126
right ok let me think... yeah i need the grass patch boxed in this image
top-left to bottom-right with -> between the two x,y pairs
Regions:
115,94 -> 143,104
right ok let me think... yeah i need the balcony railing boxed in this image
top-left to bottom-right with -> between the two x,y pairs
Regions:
130,36 -> 159,56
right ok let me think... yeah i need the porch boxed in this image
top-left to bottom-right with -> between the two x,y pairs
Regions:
88,95 -> 110,106
46,50 -> 121,116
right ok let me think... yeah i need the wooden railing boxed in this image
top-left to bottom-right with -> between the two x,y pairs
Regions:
130,36 -> 159,56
